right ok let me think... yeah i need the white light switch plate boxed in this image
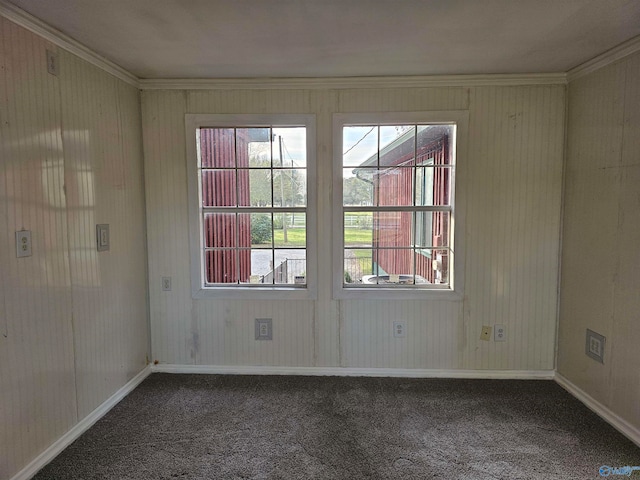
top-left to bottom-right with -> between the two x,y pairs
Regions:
96,224 -> 110,251
46,49 -> 59,76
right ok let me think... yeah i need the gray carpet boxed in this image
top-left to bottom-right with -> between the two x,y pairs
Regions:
34,374 -> 639,479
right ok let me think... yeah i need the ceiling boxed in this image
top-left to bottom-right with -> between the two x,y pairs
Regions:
7,0 -> 640,79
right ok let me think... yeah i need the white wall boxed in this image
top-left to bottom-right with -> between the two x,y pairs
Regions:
558,51 -> 640,432
142,84 -> 565,371
0,17 -> 149,479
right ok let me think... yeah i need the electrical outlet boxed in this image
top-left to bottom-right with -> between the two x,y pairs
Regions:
15,230 -> 32,258
162,277 -> 172,291
255,318 -> 272,340
480,325 -> 491,341
586,329 -> 605,363
393,321 -> 406,338
494,324 -> 506,342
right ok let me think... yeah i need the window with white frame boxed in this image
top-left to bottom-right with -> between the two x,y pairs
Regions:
333,112 -> 466,297
186,114 -> 316,298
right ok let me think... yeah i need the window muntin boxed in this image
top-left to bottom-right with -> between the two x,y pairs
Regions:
187,114 -> 315,298
339,122 -> 456,290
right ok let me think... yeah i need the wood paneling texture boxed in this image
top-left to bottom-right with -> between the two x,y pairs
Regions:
143,84 -> 565,372
559,51 -> 640,432
59,51 -> 149,419
464,86 -> 565,370
0,17 -> 149,479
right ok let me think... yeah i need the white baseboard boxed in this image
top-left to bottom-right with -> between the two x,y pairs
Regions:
11,365 -> 152,480
151,364 -> 555,379
555,373 -> 640,448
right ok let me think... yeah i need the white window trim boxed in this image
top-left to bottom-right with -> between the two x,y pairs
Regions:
185,113 -> 317,300
332,111 -> 468,300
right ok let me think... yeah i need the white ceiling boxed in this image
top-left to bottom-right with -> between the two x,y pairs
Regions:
7,0 -> 640,79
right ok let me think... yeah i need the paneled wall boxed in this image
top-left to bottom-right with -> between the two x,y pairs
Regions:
142,83 -> 565,371
558,52 -> 640,432
0,17 -> 149,479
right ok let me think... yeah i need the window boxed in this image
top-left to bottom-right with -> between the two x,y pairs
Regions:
333,112 -> 467,299
186,114 -> 316,299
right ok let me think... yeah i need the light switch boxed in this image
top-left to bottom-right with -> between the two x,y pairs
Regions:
46,49 -> 59,76
16,230 -> 32,258
96,224 -> 110,251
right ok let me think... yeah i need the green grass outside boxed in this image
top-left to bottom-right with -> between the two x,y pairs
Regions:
271,228 -> 306,247
343,228 -> 373,246
265,227 -> 373,247
353,249 -> 372,259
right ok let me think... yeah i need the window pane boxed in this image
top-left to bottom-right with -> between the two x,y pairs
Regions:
415,249 -> 449,285
338,121 -> 455,290
274,213 -> 306,247
375,211 -> 412,248
273,127 -> 307,168
344,212 -> 373,247
415,164 -> 433,206
202,170 -> 236,207
205,249 -> 240,284
416,166 -> 451,207
344,248 -> 374,284
343,126 -> 379,167
203,213 -> 238,248
240,213 -> 272,248
414,211 -> 450,248
377,167 -> 414,206
379,126 -> 415,167
243,128 -> 272,167
242,169 -> 272,207
417,125 -> 453,166
238,249 -> 274,284
273,169 -> 306,207
199,128 -> 235,168
274,250 -> 306,284
343,168 -> 374,206
371,248 -> 415,284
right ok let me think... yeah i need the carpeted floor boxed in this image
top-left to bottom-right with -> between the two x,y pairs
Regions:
34,374 -> 639,479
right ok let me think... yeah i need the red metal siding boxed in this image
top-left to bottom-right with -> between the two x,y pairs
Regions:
200,128 -> 251,283
373,134 -> 450,283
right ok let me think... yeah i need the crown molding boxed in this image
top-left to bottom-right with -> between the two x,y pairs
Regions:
0,0 -> 139,88
139,73 -> 566,90
568,34 -> 640,82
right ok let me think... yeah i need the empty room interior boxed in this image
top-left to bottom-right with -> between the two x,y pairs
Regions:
1,0 -> 640,478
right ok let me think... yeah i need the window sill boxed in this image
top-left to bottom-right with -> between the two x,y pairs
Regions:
192,286 -> 317,301
333,286 -> 463,301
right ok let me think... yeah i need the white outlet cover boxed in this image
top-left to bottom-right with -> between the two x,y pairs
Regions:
16,230 -> 32,258
494,324 -> 507,342
393,321 -> 406,338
